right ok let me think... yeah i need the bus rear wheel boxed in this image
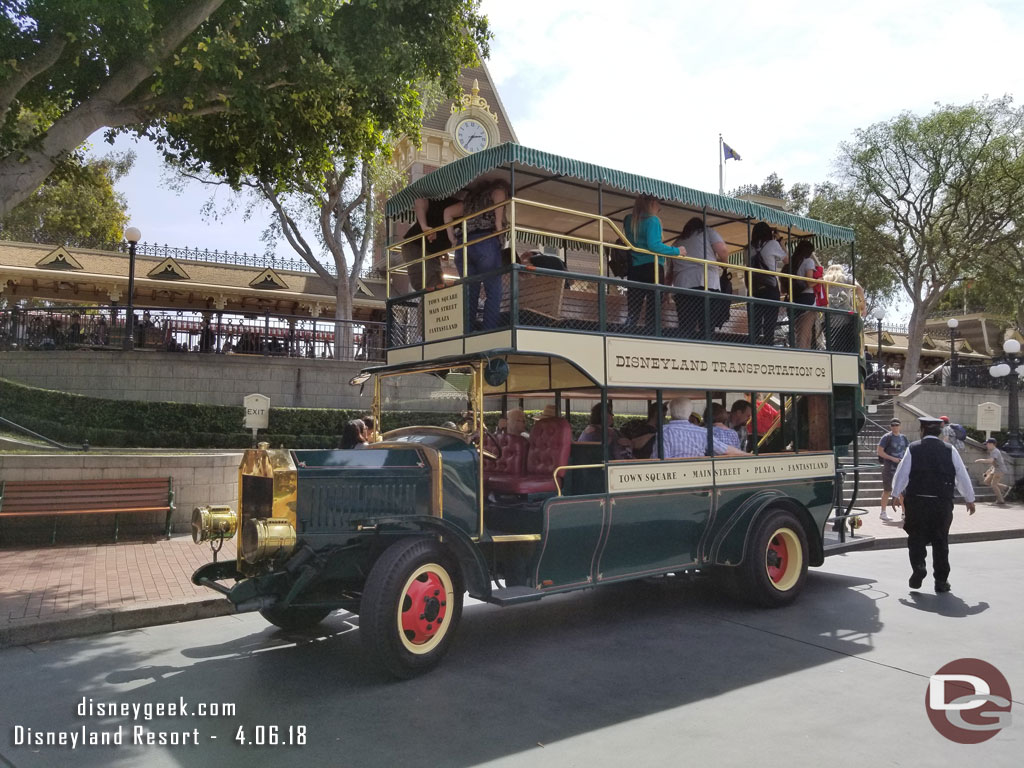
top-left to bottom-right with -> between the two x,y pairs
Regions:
741,509 -> 808,608
361,537 -> 463,679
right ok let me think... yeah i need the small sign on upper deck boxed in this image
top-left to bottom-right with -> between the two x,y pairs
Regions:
424,285 -> 464,341
243,393 -> 270,429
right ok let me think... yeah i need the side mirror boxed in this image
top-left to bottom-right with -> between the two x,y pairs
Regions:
483,358 -> 509,387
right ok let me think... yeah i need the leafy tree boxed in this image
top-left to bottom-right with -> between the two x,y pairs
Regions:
730,173 -> 810,215
0,0 -> 489,217
806,181 -> 901,308
0,151 -> 132,248
835,97 -> 1024,387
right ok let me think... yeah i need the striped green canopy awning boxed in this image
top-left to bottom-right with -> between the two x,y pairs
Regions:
386,143 -> 855,246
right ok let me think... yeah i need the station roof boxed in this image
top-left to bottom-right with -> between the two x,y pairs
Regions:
386,143 -> 856,249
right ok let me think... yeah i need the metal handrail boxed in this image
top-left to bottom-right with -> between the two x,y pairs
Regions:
386,195 -> 858,299
0,415 -> 87,451
553,463 -> 605,496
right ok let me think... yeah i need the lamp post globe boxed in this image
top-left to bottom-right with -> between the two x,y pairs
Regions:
993,337 -> 1024,456
947,317 -> 959,386
123,226 -> 142,350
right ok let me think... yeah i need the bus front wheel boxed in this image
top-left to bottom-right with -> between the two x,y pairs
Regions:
741,509 -> 809,608
361,537 -> 464,679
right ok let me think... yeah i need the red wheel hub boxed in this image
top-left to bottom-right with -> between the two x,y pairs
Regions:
766,534 -> 789,583
401,570 -> 448,644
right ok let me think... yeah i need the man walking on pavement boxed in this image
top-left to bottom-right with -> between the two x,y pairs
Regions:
891,416 -> 976,593
976,437 -> 1011,506
877,418 -> 909,522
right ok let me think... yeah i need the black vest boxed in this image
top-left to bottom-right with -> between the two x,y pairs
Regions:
905,438 -> 956,499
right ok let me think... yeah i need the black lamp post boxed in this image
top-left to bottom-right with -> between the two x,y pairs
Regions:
947,317 -> 959,386
871,307 -> 884,389
123,226 -> 141,350
989,338 -> 1024,456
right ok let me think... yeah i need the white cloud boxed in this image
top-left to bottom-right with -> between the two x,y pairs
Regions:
482,0 -> 1024,192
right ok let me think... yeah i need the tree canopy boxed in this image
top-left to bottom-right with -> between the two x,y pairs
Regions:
0,150 -> 133,248
835,96 -> 1024,385
0,0 -> 489,216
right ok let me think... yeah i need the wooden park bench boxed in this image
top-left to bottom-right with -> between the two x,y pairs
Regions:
0,477 -> 175,544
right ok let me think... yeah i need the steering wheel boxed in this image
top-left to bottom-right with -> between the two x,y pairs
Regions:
471,426 -> 503,461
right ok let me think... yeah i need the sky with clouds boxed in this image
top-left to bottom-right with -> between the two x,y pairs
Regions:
102,0 -> 1024,260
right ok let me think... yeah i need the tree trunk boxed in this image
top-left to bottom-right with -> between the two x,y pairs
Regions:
901,304 -> 928,389
0,0 -> 227,218
334,272 -> 353,361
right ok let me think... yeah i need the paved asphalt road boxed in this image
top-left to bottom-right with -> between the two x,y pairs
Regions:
1,540 -> 1021,768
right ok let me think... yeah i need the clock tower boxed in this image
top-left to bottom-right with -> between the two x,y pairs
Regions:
391,63 -> 518,186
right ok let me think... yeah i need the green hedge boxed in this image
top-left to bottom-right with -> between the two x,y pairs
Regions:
1,378 -> 636,448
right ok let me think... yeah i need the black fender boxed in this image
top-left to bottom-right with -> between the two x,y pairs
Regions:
362,515 -> 492,600
708,492 -> 823,569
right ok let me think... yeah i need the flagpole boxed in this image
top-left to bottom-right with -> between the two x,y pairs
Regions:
718,134 -> 724,195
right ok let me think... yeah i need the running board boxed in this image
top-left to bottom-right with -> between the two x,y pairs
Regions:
823,534 -> 876,556
486,586 -> 545,606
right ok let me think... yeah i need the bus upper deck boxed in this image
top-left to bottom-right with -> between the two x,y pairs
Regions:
383,143 -> 862,368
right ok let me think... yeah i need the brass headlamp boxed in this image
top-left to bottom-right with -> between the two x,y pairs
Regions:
240,517 -> 296,564
191,505 -> 238,544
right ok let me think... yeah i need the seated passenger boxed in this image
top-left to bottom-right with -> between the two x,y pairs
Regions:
662,398 -> 746,458
498,408 -> 529,438
707,403 -> 741,450
620,402 -> 665,459
578,403 -> 632,459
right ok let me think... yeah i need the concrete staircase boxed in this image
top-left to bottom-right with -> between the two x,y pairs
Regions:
839,395 -> 996,509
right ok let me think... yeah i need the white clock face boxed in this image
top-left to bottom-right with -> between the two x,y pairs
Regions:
456,118 -> 489,153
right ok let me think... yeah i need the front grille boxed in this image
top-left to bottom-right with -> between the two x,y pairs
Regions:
301,475 -> 431,532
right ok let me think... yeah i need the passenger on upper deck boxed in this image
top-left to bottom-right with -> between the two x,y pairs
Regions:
669,217 -> 730,340
623,195 -> 685,335
444,179 -> 511,331
749,222 -> 789,345
400,194 -> 464,292
789,241 -> 820,349
662,398 -> 747,458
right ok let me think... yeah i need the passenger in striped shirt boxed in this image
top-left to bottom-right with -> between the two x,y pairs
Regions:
662,398 -> 747,459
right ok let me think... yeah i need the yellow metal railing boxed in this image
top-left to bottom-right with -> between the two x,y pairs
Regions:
553,463 -> 606,497
387,196 -> 855,302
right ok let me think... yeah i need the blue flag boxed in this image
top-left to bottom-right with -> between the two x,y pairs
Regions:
723,142 -> 742,161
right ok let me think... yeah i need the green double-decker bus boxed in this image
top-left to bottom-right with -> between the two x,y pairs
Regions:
191,144 -> 865,678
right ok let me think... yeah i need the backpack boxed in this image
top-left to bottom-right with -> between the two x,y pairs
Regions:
608,243 -> 631,278
951,423 -> 967,443
812,264 -> 828,306
712,270 -> 734,329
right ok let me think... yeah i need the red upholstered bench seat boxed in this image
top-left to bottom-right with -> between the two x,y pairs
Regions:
483,432 -> 529,489
485,418 -> 572,495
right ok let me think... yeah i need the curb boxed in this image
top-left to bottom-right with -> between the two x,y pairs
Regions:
861,528 -> 1024,552
0,598 -> 235,650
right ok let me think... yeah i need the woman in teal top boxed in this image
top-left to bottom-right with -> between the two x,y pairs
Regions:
622,195 -> 684,333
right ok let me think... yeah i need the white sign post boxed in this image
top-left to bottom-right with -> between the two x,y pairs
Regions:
977,401 -> 1001,440
243,393 -> 271,446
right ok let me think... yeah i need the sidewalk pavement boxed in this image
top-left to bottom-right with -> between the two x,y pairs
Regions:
1,502 -> 1021,650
